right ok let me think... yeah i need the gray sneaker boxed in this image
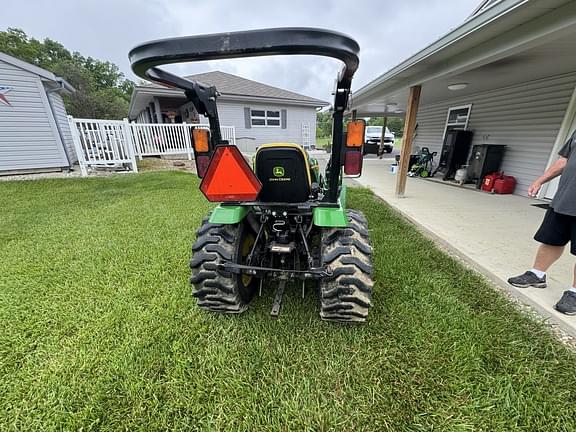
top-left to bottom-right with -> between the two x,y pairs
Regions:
507,271 -> 547,288
555,291 -> 576,315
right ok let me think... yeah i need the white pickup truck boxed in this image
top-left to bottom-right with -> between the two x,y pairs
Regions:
363,126 -> 395,156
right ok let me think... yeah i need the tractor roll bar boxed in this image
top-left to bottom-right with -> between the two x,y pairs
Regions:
129,28 -> 360,88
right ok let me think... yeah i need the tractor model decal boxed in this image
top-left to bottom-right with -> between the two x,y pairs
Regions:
270,165 -> 290,182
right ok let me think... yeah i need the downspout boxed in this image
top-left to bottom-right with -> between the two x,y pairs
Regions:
46,82 -> 72,170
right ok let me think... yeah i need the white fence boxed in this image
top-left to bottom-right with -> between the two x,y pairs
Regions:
68,117 -> 138,176
68,117 -> 236,176
131,123 -> 236,158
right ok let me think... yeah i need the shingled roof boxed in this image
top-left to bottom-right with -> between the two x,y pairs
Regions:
146,70 -> 328,106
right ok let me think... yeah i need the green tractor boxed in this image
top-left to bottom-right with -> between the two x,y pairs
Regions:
129,28 -> 374,322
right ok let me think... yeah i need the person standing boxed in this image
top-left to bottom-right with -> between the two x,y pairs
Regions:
508,129 -> 576,315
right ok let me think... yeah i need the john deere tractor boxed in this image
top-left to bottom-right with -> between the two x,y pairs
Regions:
130,28 -> 374,322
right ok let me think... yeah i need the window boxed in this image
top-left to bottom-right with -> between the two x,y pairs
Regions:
442,104 -> 472,141
251,109 -> 281,127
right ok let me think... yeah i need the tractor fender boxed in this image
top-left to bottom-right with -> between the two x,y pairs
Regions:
209,205 -> 250,224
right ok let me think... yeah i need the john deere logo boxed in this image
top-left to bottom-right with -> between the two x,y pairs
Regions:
273,166 -> 285,177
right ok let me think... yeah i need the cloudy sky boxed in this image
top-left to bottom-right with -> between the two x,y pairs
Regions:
2,0 -> 480,101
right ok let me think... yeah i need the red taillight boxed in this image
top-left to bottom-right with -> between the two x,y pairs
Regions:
344,151 -> 363,176
192,127 -> 213,178
196,155 -> 211,178
200,145 -> 262,202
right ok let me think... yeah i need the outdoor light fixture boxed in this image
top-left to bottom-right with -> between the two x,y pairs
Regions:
448,83 -> 469,91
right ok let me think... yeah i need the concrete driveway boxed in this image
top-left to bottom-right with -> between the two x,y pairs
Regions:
356,156 -> 576,336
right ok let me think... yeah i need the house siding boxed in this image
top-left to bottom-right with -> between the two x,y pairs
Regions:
46,89 -> 77,164
0,59 -> 69,171
162,100 -> 316,152
216,101 -> 316,152
413,73 -> 576,195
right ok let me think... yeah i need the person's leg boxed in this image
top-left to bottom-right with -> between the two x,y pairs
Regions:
533,244 -> 565,272
509,208 -> 569,288
554,261 -> 576,315
553,221 -> 576,315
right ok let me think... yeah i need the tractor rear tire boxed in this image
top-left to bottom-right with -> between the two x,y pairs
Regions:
319,209 -> 374,322
189,217 -> 257,314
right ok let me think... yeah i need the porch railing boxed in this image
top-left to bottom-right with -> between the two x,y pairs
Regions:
67,117 -> 236,176
130,123 -> 236,159
68,117 -> 138,176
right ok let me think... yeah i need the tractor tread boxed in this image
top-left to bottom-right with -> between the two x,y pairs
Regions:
323,246 -> 352,264
340,237 -> 373,255
192,234 -> 233,252
340,256 -> 373,275
319,210 -> 374,323
189,270 -> 218,284
189,252 -> 217,269
205,244 -> 233,261
190,218 -> 250,314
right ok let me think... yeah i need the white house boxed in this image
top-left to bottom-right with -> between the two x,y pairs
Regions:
350,0 -> 576,198
128,71 -> 328,152
0,52 -> 76,174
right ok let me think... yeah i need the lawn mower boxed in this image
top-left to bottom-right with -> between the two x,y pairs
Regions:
408,147 -> 437,178
129,28 -> 374,322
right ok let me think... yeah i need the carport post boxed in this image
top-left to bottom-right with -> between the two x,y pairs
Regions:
395,85 -> 421,197
380,116 -> 388,155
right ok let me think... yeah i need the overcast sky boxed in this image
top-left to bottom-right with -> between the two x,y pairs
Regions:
1,0 -> 480,101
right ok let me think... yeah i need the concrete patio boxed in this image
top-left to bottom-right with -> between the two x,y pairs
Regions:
357,157 -> 576,336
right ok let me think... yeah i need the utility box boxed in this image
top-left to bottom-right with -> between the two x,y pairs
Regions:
467,144 -> 506,188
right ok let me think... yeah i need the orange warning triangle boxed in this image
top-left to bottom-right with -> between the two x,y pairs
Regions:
200,145 -> 262,202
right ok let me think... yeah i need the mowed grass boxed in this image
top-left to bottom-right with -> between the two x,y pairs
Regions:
1,171 -> 576,431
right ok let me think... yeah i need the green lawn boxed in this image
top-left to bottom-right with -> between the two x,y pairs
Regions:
1,171 -> 576,431
316,136 -> 331,148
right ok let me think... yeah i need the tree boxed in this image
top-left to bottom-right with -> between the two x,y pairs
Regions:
367,116 -> 405,136
316,110 -> 333,138
0,28 -> 134,119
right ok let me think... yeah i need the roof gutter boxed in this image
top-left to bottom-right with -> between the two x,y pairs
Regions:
56,77 -> 76,94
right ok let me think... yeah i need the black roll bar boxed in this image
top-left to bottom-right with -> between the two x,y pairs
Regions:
129,28 -> 359,87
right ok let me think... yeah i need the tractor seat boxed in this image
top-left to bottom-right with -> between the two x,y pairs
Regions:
254,143 -> 312,203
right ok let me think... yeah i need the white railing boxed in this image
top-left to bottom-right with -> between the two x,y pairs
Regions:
130,123 -> 236,159
68,117 -> 236,176
131,123 -> 193,159
68,117 -> 138,176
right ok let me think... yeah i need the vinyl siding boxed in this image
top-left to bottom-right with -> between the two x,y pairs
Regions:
47,90 -> 77,164
413,73 -> 576,196
216,101 -> 317,152
0,59 -> 68,171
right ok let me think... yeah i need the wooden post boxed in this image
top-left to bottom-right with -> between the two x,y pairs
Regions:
379,116 -> 388,158
395,85 -> 421,197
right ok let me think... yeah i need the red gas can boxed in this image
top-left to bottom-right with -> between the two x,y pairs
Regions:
481,172 -> 502,192
494,175 -> 516,194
